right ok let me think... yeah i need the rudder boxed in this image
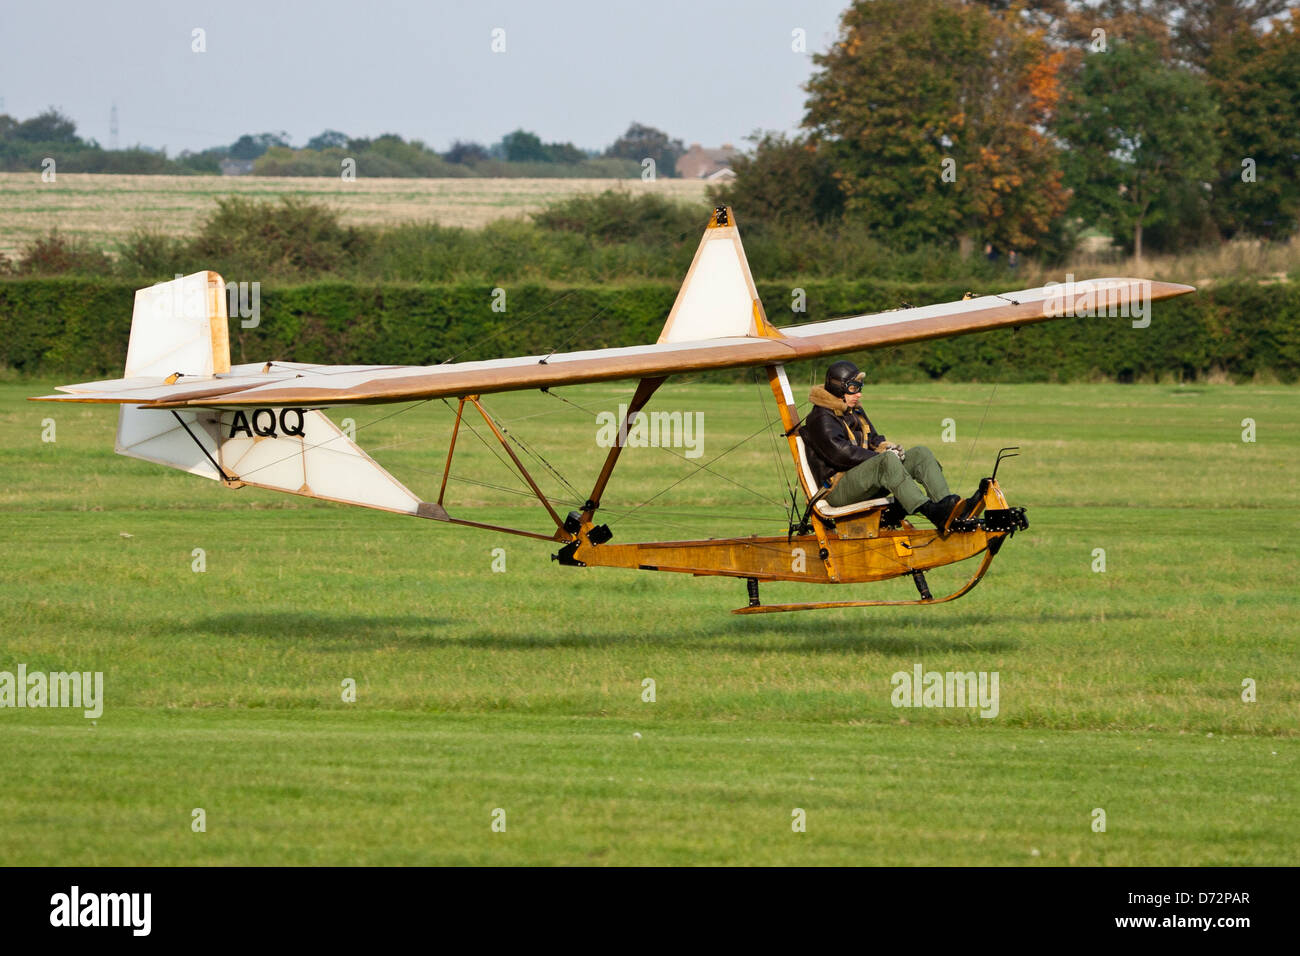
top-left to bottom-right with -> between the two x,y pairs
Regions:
124,270 -> 230,378
116,271 -> 231,476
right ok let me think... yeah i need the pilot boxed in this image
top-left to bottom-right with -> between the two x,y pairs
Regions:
801,360 -> 970,531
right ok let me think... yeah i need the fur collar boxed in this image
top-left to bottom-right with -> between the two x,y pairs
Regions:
809,385 -> 852,415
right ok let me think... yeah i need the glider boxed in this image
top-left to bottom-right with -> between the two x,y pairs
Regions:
33,206 -> 1194,612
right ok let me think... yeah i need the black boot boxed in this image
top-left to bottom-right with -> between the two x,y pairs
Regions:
913,494 -> 963,532
879,500 -> 908,527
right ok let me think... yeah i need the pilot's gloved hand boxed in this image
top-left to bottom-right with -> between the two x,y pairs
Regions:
872,441 -> 905,462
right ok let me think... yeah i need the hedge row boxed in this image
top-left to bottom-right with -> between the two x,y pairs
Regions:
2,276 -> 1297,383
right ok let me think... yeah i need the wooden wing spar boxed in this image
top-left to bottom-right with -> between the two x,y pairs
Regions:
30,206 -> 1197,613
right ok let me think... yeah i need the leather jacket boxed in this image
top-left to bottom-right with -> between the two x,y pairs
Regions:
799,386 -> 886,489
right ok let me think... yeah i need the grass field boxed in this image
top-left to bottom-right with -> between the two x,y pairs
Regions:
0,173 -> 712,260
1,378 -> 1297,865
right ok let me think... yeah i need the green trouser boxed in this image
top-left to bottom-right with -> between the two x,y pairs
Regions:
825,445 -> 951,512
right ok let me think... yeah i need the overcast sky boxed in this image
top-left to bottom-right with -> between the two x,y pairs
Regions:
0,0 -> 848,154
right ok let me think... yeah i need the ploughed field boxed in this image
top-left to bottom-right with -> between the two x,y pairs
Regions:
1,380 -> 1295,864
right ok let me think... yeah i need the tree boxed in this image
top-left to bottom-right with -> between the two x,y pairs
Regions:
228,131 -> 290,160
500,129 -> 549,163
543,141 -> 585,164
605,122 -> 686,177
1207,12 -> 1300,239
803,0 -> 1069,252
12,108 -> 79,143
1170,0 -> 1296,68
710,132 -> 844,225
444,140 -> 489,164
497,129 -> 587,164
1056,39 -> 1220,258
306,129 -> 349,151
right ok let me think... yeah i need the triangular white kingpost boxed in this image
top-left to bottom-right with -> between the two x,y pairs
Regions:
657,206 -> 776,344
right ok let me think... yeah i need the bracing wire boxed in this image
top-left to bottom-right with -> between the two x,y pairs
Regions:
608,415 -> 795,525
954,383 -> 999,491
545,387 -> 789,509
476,397 -> 584,503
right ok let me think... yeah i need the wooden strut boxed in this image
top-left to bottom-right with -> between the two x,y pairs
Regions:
730,549 -> 997,614
423,392 -> 570,542
437,396 -> 468,506
434,514 -> 560,543
469,397 -> 566,532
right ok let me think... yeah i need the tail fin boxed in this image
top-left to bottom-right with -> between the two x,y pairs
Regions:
124,270 -> 230,378
116,271 -> 231,479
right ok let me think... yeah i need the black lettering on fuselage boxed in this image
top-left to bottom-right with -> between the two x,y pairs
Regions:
279,408 -> 306,437
228,410 -> 252,438
251,408 -> 278,437
227,408 -> 308,440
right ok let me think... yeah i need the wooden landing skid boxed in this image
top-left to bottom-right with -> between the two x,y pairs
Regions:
732,550 -> 996,614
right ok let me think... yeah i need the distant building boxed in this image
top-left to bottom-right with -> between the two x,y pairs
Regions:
704,166 -> 736,183
676,143 -> 738,179
219,158 -> 255,176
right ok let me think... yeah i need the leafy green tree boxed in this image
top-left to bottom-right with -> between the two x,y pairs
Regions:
804,0 -> 1069,252
1207,14 -> 1300,239
1170,0 -> 1295,68
12,108 -> 80,143
605,123 -> 686,177
361,134 -> 464,176
496,129 -> 587,164
306,129 -> 349,150
543,141 -> 585,164
501,129 -> 549,163
1056,39 -> 1220,258
229,131 -> 290,160
710,132 -> 844,225
444,140 -> 489,164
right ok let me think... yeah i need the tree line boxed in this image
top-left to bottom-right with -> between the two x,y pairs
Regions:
715,0 -> 1300,257
0,116 -> 688,179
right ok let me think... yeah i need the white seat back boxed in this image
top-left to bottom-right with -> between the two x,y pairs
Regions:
793,434 -> 892,518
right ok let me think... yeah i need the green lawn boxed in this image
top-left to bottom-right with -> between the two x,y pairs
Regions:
1,379 -> 1296,864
